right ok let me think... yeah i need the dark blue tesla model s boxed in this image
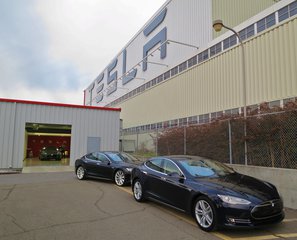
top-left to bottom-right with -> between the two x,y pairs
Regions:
131,155 -> 284,231
75,151 -> 139,186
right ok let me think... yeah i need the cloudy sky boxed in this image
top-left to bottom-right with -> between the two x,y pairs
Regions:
0,0 -> 166,104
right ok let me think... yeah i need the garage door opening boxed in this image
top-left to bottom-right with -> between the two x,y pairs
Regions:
24,123 -> 72,167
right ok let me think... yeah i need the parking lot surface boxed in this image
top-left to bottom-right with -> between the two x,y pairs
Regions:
0,172 -> 297,240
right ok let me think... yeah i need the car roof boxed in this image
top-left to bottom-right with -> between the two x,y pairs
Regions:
155,155 -> 209,161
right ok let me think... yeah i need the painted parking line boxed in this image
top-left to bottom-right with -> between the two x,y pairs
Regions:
283,218 -> 297,222
116,187 -> 297,240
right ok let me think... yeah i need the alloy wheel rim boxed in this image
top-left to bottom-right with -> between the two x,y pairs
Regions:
115,171 -> 125,185
134,181 -> 142,200
77,167 -> 84,179
195,200 -> 213,228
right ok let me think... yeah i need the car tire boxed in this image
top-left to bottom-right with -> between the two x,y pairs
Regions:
114,170 -> 126,186
132,179 -> 145,202
193,196 -> 217,232
76,166 -> 86,180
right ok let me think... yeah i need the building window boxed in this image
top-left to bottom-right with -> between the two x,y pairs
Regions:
247,104 -> 258,114
163,121 -> 169,129
223,35 -> 237,50
151,123 -> 156,130
157,75 -> 164,83
198,50 -> 209,63
170,119 -> 178,127
269,100 -> 280,108
164,70 -> 171,80
239,24 -> 255,41
210,42 -> 222,57
225,108 -> 239,116
145,81 -> 151,89
178,118 -> 187,126
140,85 -> 145,92
156,122 -> 163,129
283,97 -> 296,106
211,111 -> 223,120
257,13 -> 276,33
199,114 -> 209,124
188,55 -> 197,67
152,78 -> 157,86
188,116 -> 198,125
171,66 -> 178,77
178,61 -> 187,72
279,1 -> 297,22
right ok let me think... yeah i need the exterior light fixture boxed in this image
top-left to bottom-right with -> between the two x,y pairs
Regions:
212,19 -> 248,165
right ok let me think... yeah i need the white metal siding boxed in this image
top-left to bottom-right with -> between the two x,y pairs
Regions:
86,0 -> 213,106
0,101 -> 120,169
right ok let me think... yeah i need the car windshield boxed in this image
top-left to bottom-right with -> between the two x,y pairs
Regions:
105,152 -> 138,163
179,158 -> 235,177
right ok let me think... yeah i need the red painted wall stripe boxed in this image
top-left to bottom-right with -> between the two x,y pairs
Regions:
0,98 -> 121,112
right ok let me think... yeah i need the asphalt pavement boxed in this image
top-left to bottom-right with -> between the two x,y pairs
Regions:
0,172 -> 297,240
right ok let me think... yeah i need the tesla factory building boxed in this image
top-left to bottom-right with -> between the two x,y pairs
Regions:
85,0 -> 297,151
0,98 -> 121,171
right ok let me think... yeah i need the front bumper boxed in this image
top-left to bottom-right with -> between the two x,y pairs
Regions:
216,199 -> 285,228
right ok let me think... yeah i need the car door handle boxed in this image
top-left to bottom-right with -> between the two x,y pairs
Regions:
161,177 -> 167,181
96,162 -> 101,165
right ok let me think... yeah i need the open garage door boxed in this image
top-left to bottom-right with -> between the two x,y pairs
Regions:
24,123 -> 71,167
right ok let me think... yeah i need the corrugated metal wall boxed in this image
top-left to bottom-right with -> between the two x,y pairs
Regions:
0,101 -> 120,169
212,0 -> 275,38
118,17 -> 297,128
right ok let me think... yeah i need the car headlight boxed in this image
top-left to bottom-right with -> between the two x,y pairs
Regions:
217,194 -> 251,205
125,168 -> 133,172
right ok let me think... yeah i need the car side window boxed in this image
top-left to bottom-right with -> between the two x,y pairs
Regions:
86,153 -> 98,160
98,153 -> 110,163
163,159 -> 180,175
146,158 -> 164,173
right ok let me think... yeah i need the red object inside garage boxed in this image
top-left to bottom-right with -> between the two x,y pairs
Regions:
27,135 -> 71,158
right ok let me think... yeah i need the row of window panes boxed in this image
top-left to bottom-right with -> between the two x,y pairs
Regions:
257,13 -> 276,33
123,111 -> 227,134
111,4 -> 294,107
278,1 -> 297,22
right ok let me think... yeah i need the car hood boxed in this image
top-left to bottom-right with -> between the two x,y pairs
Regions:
192,172 -> 279,203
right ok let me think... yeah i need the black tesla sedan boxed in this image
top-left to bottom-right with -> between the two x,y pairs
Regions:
131,155 -> 284,231
75,151 -> 139,186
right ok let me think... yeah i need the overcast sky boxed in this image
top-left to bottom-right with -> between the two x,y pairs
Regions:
0,0 -> 166,104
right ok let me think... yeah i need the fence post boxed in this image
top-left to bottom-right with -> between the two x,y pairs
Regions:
184,126 -> 187,155
156,128 -> 158,156
136,130 -> 139,152
228,120 -> 233,164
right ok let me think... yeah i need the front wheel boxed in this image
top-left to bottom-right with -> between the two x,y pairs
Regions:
114,170 -> 126,186
133,179 -> 145,202
194,196 -> 217,232
76,166 -> 86,180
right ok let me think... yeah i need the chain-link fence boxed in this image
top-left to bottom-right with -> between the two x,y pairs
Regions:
156,110 -> 297,169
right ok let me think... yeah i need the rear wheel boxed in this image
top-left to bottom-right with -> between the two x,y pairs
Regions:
114,170 -> 125,186
194,196 -> 217,232
133,179 -> 145,202
76,166 -> 86,180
